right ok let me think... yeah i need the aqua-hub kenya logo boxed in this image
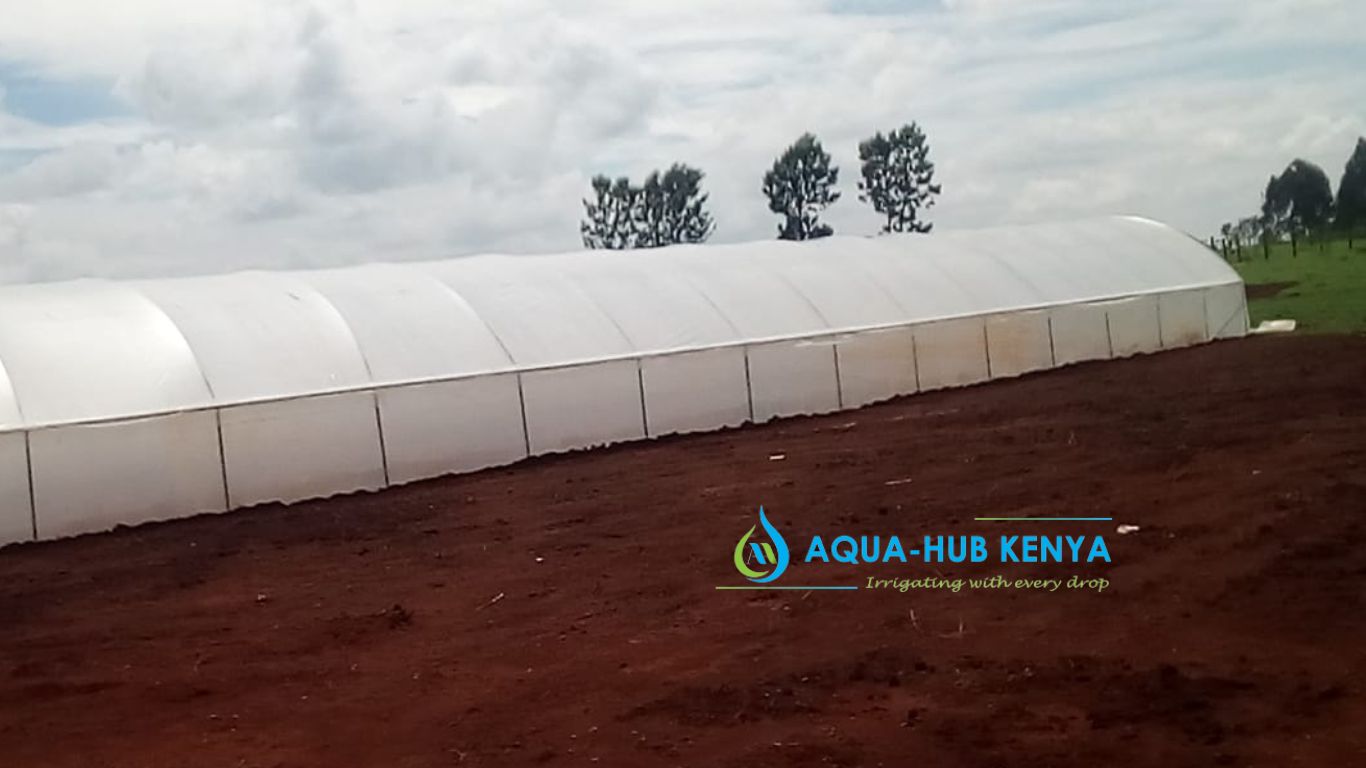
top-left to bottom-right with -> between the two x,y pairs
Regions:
732,506 -> 790,584
718,506 -> 1114,592
720,507 -> 856,591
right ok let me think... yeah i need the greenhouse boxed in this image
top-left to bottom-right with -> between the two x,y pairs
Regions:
0,215 -> 1247,544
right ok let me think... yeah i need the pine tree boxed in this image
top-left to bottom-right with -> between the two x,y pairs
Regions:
857,122 -> 941,234
1335,137 -> 1366,245
580,165 -> 714,249
763,133 -> 841,240
580,175 -> 637,249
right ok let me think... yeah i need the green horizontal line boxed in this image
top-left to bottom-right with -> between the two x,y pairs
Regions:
975,517 -> 1113,521
715,586 -> 859,590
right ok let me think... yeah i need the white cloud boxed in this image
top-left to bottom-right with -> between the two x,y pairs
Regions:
0,0 -> 1362,283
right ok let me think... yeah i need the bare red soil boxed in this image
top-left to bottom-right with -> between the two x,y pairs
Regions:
1,335 -> 1363,767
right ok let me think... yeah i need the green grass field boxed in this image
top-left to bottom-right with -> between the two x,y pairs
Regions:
1228,238 -> 1366,334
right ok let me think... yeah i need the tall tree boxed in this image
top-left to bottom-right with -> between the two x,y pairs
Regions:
634,164 -> 715,247
1262,159 -> 1334,237
662,163 -> 717,245
1335,137 -> 1366,244
1260,173 -> 1285,234
580,175 -> 637,249
857,122 -> 941,234
762,133 -> 840,240
580,164 -> 715,249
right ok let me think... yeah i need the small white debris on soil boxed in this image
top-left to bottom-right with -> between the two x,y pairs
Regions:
1117,525 -> 1141,535
768,453 -> 786,461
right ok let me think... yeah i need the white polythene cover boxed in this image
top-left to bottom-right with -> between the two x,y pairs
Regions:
660,242 -> 832,340
854,241 -> 985,323
985,310 -> 1054,378
419,255 -> 635,367
640,347 -> 750,435
0,356 -> 21,430
957,225 -> 1087,304
555,252 -> 741,351
0,216 -> 1243,432
218,391 -> 384,507
915,317 -> 990,390
834,326 -> 918,408
1072,218 -> 1219,291
748,338 -> 841,421
1050,303 -> 1113,365
138,273 -> 372,403
520,360 -> 645,453
1158,290 -> 1209,348
29,412 -> 225,539
0,281 -> 211,426
300,263 -> 513,383
917,236 -> 1048,310
1104,295 -> 1163,357
1205,283 -> 1248,339
0,431 -> 30,545
752,243 -> 907,328
378,374 -> 527,483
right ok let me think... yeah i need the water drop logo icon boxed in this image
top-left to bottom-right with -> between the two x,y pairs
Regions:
733,507 -> 790,584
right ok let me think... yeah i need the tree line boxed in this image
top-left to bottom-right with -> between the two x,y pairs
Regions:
1218,137 -> 1366,258
580,122 -> 941,249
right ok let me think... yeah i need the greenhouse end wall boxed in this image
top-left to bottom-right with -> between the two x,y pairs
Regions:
0,217 -> 1249,545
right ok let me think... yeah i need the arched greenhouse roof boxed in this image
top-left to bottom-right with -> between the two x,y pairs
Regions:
0,215 -> 1240,432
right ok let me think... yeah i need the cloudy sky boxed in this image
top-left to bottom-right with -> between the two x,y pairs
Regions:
0,0 -> 1361,283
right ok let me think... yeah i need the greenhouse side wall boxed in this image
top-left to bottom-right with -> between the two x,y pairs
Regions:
639,347 -> 750,436
377,374 -> 528,486
0,279 -> 1248,545
0,432 -> 30,546
28,412 -> 225,540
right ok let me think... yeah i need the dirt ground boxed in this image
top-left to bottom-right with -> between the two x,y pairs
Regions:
1,334 -> 1363,768
1242,281 -> 1297,300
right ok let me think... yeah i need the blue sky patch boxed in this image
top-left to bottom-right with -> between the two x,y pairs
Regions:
0,62 -> 129,125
